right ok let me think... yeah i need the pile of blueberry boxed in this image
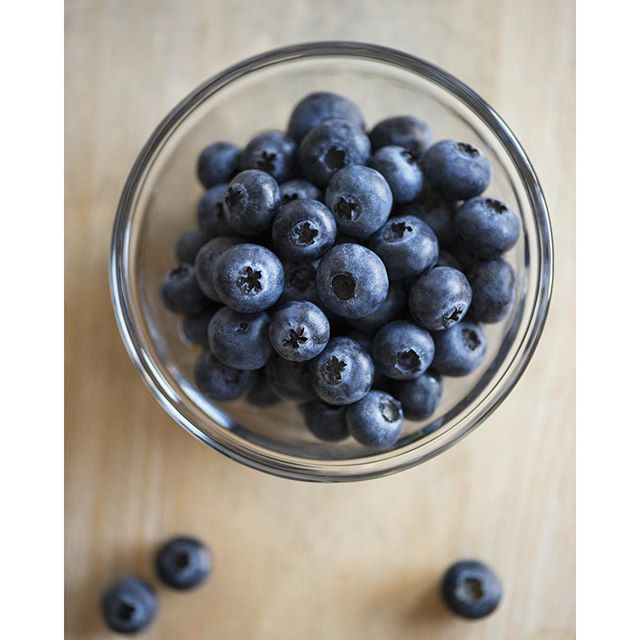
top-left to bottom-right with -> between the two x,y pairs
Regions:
162,91 -> 520,450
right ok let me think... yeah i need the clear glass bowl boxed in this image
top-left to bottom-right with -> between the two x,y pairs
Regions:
110,42 -> 553,482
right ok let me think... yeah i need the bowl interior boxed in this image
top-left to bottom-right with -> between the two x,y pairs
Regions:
116,47 -> 548,478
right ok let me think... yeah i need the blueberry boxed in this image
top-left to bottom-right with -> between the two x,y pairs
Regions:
421,140 -> 492,201
266,356 -> 316,402
436,250 -> 463,270
287,91 -> 365,143
223,170 -> 281,235
347,281 -> 406,333
269,301 -> 330,362
369,115 -> 431,156
208,307 -> 272,370
246,370 -> 281,407
369,215 -> 439,280
346,390 -> 404,449
155,536 -> 212,590
316,243 -> 389,319
369,145 -> 424,204
390,370 -> 442,421
213,243 -> 284,313
271,199 -> 337,263
400,192 -> 457,249
279,262 -> 320,305
372,321 -> 435,380
346,330 -> 385,384
195,236 -> 242,302
324,165 -> 392,239
161,264 -> 208,315
197,141 -> 241,188
441,560 -> 502,619
180,305 -> 219,347
310,337 -> 373,405
194,350 -> 256,401
241,130 -> 297,182
467,258 -> 516,323
409,266 -> 472,331
175,228 -> 209,264
197,184 -> 234,238
279,179 -> 323,204
101,577 -> 157,634
298,118 -> 371,187
302,400 -> 349,442
455,197 -> 521,258
431,320 -> 486,376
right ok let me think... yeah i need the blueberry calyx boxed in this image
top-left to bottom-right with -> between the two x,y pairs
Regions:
379,397 -> 401,422
291,221 -> 319,245
331,273 -> 357,300
335,196 -> 359,220
462,328 -> 481,350
457,142 -> 479,157
383,221 -> 413,241
324,146 -> 346,170
237,266 -> 262,292
395,349 -> 421,375
322,356 -> 347,383
283,327 -> 308,349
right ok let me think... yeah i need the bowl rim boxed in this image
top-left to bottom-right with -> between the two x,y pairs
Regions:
110,41 -> 554,482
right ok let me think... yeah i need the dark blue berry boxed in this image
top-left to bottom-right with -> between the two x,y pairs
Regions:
265,356 -> 316,402
194,350 -> 256,401
302,401 -> 349,442
180,305 -> 219,347
372,321 -> 435,380
246,370 -> 281,407
279,262 -> 320,305
346,390 -> 404,449
279,179 -> 323,204
316,243 -> 389,319
269,301 -> 330,362
467,258 -> 516,323
400,192 -> 457,249
213,243 -> 284,313
409,266 -> 472,331
431,320 -> 486,376
161,264 -> 208,315
197,142 -> 241,188
369,215 -> 439,280
195,236 -> 242,302
369,115 -> 431,156
271,199 -> 337,263
324,165 -> 392,239
422,140 -> 491,201
208,307 -> 272,370
441,560 -> 502,619
310,337 -> 373,405
298,118 -> 371,187
347,281 -> 406,333
390,370 -> 442,421
287,92 -> 365,143
155,536 -> 212,590
175,228 -> 209,264
197,184 -> 234,238
241,130 -> 297,182
369,145 -> 423,204
455,197 -> 521,258
223,170 -> 281,235
101,577 -> 157,634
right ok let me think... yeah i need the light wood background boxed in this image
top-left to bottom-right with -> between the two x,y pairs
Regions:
65,1 -> 575,638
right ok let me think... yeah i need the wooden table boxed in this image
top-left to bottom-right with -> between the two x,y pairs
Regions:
65,1 -> 575,637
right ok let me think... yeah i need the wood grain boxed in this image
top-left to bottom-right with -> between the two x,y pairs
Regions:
65,1 -> 575,638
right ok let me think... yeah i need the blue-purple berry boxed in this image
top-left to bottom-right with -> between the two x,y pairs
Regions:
346,390 -> 404,449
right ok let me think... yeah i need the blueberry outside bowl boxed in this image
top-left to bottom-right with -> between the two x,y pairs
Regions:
110,42 -> 553,482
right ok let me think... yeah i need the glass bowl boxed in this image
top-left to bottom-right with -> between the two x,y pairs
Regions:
110,42 -> 553,482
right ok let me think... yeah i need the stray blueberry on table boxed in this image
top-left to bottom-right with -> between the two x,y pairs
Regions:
246,369 -> 281,407
180,305 -> 219,347
195,350 -> 256,401
348,281 -> 406,333
197,184 -> 234,238
175,228 -> 209,264
279,178 -> 323,204
269,301 -> 330,362
369,115 -> 431,157
155,536 -> 212,590
101,577 -> 157,635
422,140 -> 491,201
369,214 -> 439,280
242,130 -> 297,182
467,258 -> 516,323
431,320 -> 486,377
455,196 -> 521,258
298,118 -> 371,187
369,145 -> 424,204
346,390 -> 404,449
390,370 -> 442,421
161,263 -> 209,315
271,199 -> 337,263
302,400 -> 349,442
197,141 -> 241,188
310,337 -> 374,405
316,243 -> 389,319
372,320 -> 435,380
213,243 -> 284,313
287,91 -> 365,142
409,266 -> 472,331
194,235 -> 242,302
441,560 -> 502,619
223,169 -> 281,236
266,356 -> 317,402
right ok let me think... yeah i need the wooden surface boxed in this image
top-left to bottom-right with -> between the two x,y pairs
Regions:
65,1 -> 575,638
